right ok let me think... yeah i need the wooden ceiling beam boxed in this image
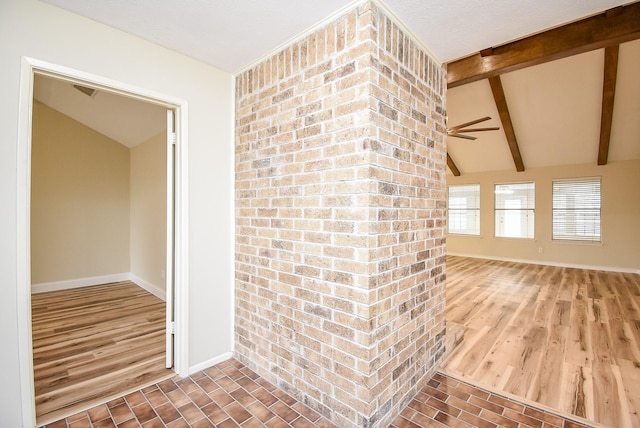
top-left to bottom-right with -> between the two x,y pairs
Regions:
489,76 -> 525,172
447,153 -> 461,176
447,2 -> 640,88
598,44 -> 619,166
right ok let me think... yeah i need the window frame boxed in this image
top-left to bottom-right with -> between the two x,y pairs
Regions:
494,181 -> 535,239
552,177 -> 602,243
447,184 -> 481,236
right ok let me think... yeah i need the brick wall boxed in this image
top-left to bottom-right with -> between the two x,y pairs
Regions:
235,2 -> 447,426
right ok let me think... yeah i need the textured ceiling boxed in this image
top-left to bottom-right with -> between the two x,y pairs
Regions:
41,0 -> 632,71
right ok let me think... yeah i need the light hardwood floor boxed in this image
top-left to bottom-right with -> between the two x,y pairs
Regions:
31,281 -> 173,425
441,255 -> 640,428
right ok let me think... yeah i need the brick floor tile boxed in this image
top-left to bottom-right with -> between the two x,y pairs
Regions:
434,410 -> 474,427
252,387 -> 279,407
88,404 -> 110,423
178,402 -> 205,424
503,407 -> 544,427
92,418 -> 116,428
217,417 -> 241,428
155,402 -> 181,424
230,387 -> 255,406
469,395 -> 505,415
488,393 -> 526,412
455,381 -> 491,400
196,376 -> 219,394
124,391 -> 147,407
69,418 -> 92,428
270,401 -> 300,423
131,402 -> 158,423
246,401 -> 276,422
427,396 -> 462,417
479,408 -> 520,428
45,361 -> 597,428
524,406 -> 566,426
447,395 -> 482,416
109,402 -> 135,424
201,402 -> 229,424
141,418 -> 166,428
224,401 -> 252,424
116,419 -> 140,428
458,410 -> 498,428
177,377 -> 201,394
188,388 -> 213,408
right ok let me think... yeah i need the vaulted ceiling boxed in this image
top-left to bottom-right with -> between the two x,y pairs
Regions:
35,0 -> 640,170
445,3 -> 640,175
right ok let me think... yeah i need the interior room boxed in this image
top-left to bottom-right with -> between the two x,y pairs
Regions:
29,74 -> 173,422
1,0 -> 638,427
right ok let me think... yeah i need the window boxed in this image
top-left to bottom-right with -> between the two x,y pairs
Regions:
448,184 -> 480,235
552,178 -> 601,242
495,182 -> 535,238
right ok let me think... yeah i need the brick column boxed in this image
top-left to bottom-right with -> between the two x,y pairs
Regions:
235,2 -> 447,426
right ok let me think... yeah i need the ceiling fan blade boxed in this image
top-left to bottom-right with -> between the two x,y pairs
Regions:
448,116 -> 492,130
456,127 -> 500,133
449,133 -> 477,140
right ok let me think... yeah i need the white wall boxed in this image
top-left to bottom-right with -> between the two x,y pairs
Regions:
446,160 -> 640,272
0,1 -> 233,425
130,132 -> 166,296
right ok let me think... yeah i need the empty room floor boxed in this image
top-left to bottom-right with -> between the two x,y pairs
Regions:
441,255 -> 640,428
32,281 -> 173,425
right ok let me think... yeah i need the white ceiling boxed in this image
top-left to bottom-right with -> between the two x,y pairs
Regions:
36,0 -> 639,170
41,0 -> 632,70
34,74 -> 167,148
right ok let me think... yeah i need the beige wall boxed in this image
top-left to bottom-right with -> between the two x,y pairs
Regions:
130,132 -> 167,295
446,159 -> 640,272
31,101 -> 131,284
1,1 -> 233,424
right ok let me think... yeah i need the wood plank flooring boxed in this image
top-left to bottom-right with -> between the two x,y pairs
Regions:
441,256 -> 640,428
31,281 -> 173,426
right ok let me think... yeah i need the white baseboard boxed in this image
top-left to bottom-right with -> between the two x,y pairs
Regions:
129,274 -> 166,301
446,252 -> 640,274
32,272 -> 167,299
189,352 -> 233,375
31,273 -> 130,294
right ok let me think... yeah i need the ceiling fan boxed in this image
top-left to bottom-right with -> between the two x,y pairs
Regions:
447,116 -> 500,140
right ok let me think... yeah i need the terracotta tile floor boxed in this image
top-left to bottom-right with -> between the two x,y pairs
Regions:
43,359 -> 595,428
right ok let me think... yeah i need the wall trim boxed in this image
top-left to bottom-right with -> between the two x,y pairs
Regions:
32,273 -> 167,300
189,352 -> 233,375
446,251 -> 640,274
31,273 -> 130,294
130,274 -> 167,301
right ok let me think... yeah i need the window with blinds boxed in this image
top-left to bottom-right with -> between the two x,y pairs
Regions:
448,184 -> 480,235
552,178 -> 601,242
495,182 -> 535,239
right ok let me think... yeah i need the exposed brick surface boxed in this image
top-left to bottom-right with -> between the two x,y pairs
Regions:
235,1 -> 446,426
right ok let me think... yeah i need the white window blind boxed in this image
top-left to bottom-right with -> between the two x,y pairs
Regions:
495,182 -> 535,238
448,184 -> 480,235
552,178 -> 601,242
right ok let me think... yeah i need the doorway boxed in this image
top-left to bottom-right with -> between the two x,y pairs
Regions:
16,58 -> 188,427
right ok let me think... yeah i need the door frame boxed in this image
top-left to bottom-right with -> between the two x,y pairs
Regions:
16,57 -> 190,426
